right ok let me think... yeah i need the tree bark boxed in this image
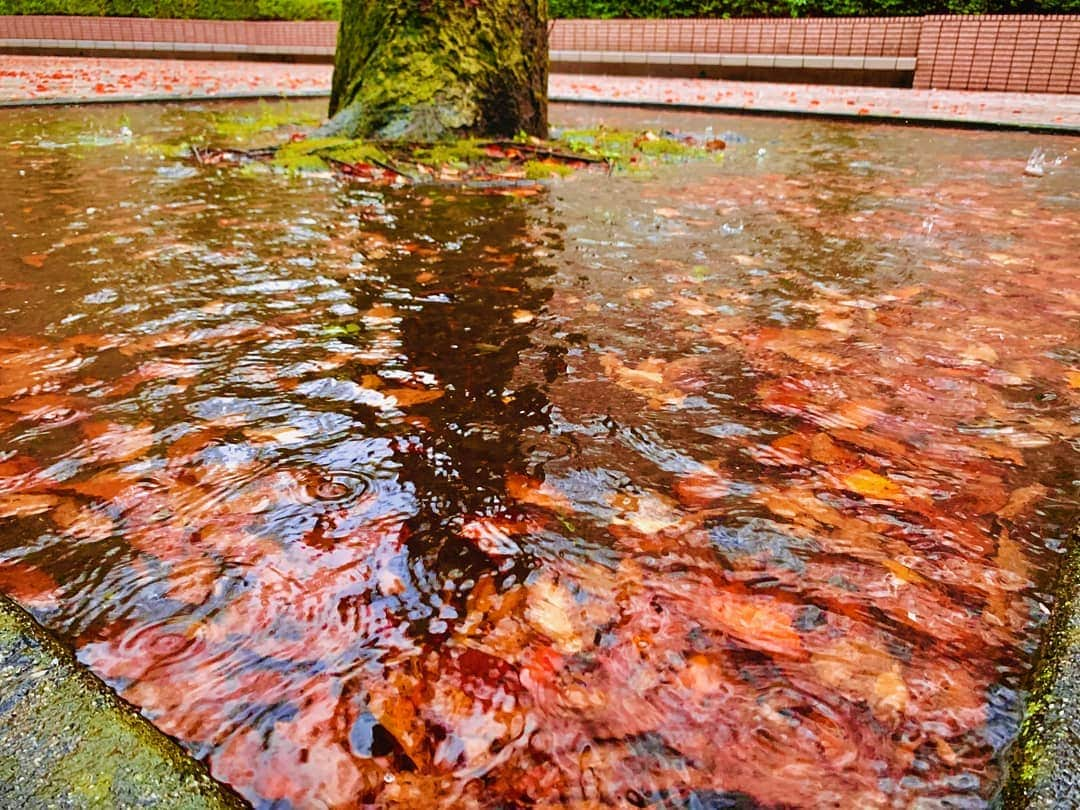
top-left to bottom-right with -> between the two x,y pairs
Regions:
327,0 -> 548,142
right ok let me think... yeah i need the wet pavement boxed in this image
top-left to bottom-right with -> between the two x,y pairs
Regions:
0,98 -> 1077,808
1,55 -> 1078,130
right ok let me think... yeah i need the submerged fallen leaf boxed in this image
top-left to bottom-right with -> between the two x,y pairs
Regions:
673,466 -> 730,507
0,493 -> 59,518
842,469 -> 903,500
506,474 -> 571,513
706,591 -> 804,658
997,483 -> 1048,520
460,516 -> 531,558
810,636 -> 909,723
384,388 -> 444,407
525,578 -> 586,654
0,561 -> 60,606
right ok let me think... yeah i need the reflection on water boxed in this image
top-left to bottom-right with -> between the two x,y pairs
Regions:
0,100 -> 1078,808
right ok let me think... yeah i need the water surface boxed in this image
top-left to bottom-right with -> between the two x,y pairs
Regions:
0,100 -> 1078,808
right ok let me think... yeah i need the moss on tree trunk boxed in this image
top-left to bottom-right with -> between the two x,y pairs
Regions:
327,0 -> 548,141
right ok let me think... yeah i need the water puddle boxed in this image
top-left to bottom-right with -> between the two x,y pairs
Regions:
0,99 -> 1078,808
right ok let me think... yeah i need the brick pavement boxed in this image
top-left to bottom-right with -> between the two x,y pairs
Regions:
0,55 -> 1077,131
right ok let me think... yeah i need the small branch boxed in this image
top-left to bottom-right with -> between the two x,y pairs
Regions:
480,141 -> 607,165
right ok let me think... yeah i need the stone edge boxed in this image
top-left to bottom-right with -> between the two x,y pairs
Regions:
0,593 -> 249,809
1001,527 -> 1080,808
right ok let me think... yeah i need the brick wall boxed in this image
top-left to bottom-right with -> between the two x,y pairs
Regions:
0,15 -> 336,48
548,18 -> 922,58
1,14 -> 1077,94
913,15 -> 1080,93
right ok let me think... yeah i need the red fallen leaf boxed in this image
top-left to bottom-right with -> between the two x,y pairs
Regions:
505,473 -> 572,513
524,577 -> 591,655
0,561 -> 60,606
21,253 -> 47,268
165,557 -> 220,606
807,635 -> 908,723
80,421 -> 156,464
947,473 -> 1009,515
460,515 -> 539,558
830,427 -> 910,460
705,590 -> 805,658
66,468 -> 141,500
0,455 -> 53,496
673,465 -> 730,507
166,426 -> 227,460
49,498 -> 115,541
809,432 -> 860,466
108,359 -> 201,396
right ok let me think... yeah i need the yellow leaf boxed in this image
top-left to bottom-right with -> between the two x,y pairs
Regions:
1066,370 -> 1080,389
512,309 -> 535,324
842,469 -> 903,500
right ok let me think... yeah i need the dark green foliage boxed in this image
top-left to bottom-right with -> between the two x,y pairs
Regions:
0,0 -> 341,19
0,0 -> 1075,21
549,0 -> 1077,16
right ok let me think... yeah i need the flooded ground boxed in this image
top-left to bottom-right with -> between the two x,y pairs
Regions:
0,99 -> 1077,809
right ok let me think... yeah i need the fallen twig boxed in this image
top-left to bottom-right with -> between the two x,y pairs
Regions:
480,141 -> 608,165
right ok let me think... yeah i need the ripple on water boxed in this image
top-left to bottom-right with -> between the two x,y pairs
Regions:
0,100 -> 1076,809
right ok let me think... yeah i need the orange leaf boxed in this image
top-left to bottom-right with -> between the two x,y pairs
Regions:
673,467 -> 729,507
842,469 -> 903,500
0,561 -> 59,606
506,473 -> 571,513
21,253 -> 47,268
997,483 -> 1047,520
0,493 -> 59,518
384,387 -> 444,407
706,592 -> 804,658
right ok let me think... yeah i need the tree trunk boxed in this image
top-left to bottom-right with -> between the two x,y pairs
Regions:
327,0 -> 548,142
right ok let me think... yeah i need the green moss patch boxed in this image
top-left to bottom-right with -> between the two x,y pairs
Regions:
0,594 -> 246,809
186,125 -> 727,184
1004,528 -> 1080,808
554,126 -> 726,164
212,102 -> 323,141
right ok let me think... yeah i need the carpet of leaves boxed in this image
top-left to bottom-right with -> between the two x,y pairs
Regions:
0,102 -> 1077,808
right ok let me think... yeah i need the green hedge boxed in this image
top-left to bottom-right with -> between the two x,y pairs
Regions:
549,0 -> 1079,15
0,0 -> 1076,21
0,0 -> 339,18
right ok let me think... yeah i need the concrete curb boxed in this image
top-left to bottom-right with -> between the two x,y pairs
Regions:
1003,529 -> 1080,809
0,594 -> 248,809
1,85 -> 1075,135
547,94 -> 1080,134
